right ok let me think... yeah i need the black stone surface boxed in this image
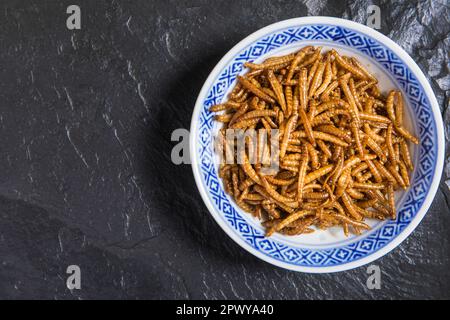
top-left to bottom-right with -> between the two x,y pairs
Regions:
0,0 -> 449,300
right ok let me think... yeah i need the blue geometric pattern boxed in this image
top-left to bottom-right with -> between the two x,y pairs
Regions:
195,25 -> 438,267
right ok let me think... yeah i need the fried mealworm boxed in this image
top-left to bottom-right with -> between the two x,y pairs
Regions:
238,76 -> 276,103
299,68 -> 308,111
286,46 -> 312,82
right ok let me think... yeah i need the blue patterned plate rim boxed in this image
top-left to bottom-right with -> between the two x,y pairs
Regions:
190,17 -> 444,273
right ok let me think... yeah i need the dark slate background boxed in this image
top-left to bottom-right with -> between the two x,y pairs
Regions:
0,0 -> 449,300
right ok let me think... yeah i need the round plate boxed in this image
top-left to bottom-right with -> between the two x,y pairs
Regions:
190,17 -> 444,273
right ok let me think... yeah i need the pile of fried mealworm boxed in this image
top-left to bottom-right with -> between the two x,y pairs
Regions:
210,46 -> 418,237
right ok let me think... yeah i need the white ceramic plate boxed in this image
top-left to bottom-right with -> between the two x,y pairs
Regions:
190,17 -> 444,273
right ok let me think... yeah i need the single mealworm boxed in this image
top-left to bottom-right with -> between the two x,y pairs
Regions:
236,109 -> 276,121
305,164 -> 334,184
351,121 -> 365,156
398,160 -> 410,187
387,183 -> 396,219
254,186 -> 296,214
365,159 -> 383,183
364,135 -> 387,162
299,108 -> 315,145
267,69 -> 287,113
350,57 -> 376,81
261,177 -> 298,206
210,46 -> 417,238
363,123 -> 385,143
292,130 -> 348,147
394,143 -> 400,162
242,193 -> 264,201
395,91 -> 404,126
282,159 -> 300,167
231,118 -> 260,129
395,125 -> 419,144
299,47 -> 322,68
387,164 -> 406,189
314,56 -> 332,97
307,59 -> 320,87
244,54 -> 295,70
364,96 -> 374,114
309,60 -> 325,98
237,76 -> 276,103
315,99 -> 347,114
280,164 -> 300,172
320,80 -> 339,101
359,113 -> 391,123
349,78 -> 362,111
342,155 -> 362,172
386,124 -> 397,163
283,153 -> 302,160
373,160 -> 396,185
332,145 -> 343,162
285,46 -> 312,82
317,139 -> 332,158
339,76 -> 361,124
214,113 -> 233,123
299,68 -> 308,111
240,150 -> 261,185
400,139 -> 414,170
297,146 -> 309,204
210,102 -> 239,112
351,162 -> 368,176
266,210 -> 314,236
286,145 -> 303,153
332,49 -> 367,79
264,114 -> 278,128
335,169 -> 351,197
331,212 -> 369,229
352,182 -> 385,190
341,192 -> 363,220
229,102 -> 249,126
261,202 -> 281,219
306,142 -> 319,169
308,100 -> 317,122
265,176 -> 296,186
386,90 -> 396,123
311,109 -> 350,126
357,198 -> 377,209
304,192 -> 329,200
317,125 -> 352,143
279,114 -> 298,158
346,187 -> 365,199
357,172 -> 373,183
